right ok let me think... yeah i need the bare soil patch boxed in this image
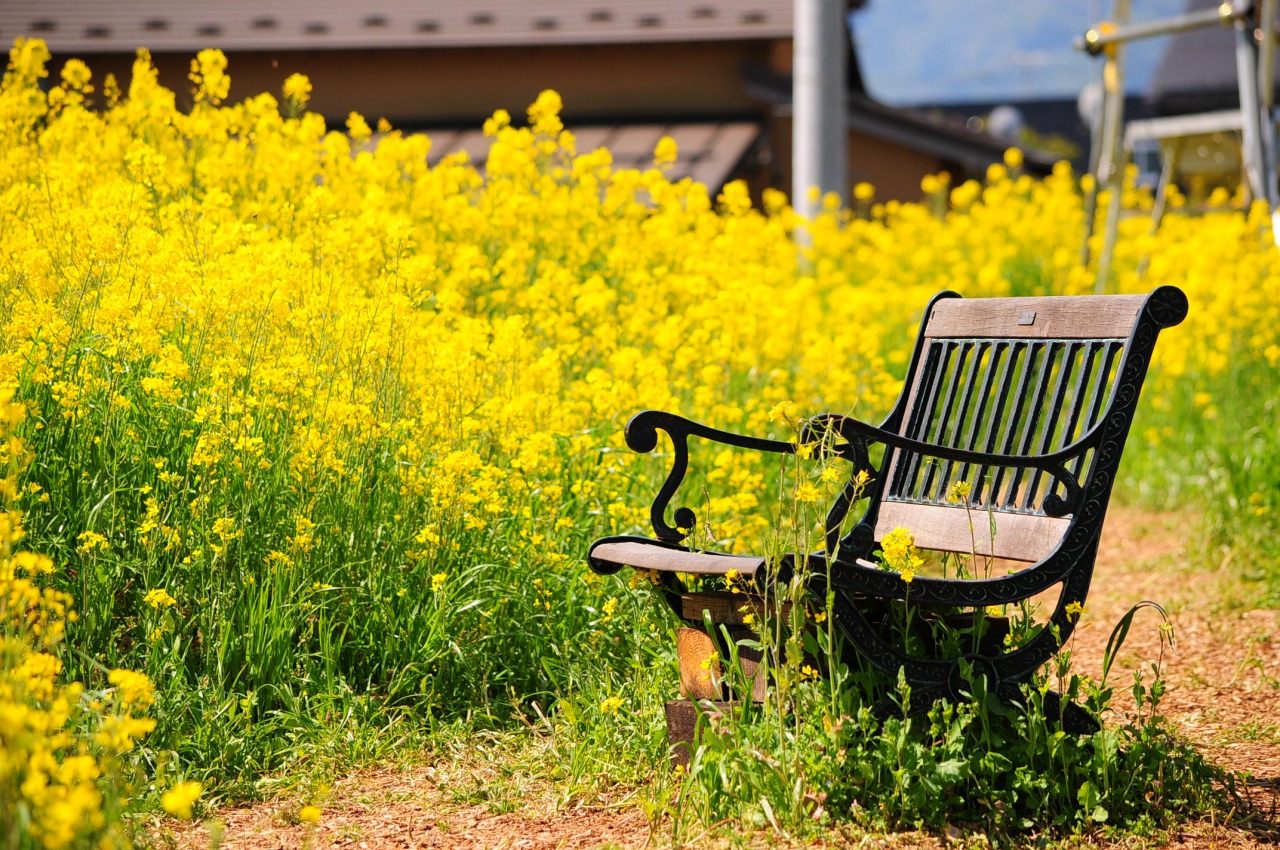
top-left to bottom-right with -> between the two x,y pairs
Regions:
166,506 -> 1280,849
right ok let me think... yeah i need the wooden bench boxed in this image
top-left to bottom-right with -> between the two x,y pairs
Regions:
587,287 -> 1188,749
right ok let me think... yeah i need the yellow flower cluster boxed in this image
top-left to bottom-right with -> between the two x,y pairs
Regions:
0,389 -> 153,848
160,780 -> 202,820
879,527 -> 923,584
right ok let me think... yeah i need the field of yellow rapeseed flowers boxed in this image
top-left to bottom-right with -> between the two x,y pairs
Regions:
2,34 -> 1280,842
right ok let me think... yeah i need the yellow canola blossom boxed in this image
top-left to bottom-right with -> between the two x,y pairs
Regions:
160,780 -> 203,820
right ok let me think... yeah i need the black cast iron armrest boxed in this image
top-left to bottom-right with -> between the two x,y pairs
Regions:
624,409 -> 801,543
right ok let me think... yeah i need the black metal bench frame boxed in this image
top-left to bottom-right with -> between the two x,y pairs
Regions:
587,287 -> 1188,730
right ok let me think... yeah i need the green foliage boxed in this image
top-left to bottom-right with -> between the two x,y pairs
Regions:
658,600 -> 1222,841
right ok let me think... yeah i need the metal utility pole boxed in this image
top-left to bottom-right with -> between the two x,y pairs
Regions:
1235,0 -> 1279,215
793,0 -> 848,219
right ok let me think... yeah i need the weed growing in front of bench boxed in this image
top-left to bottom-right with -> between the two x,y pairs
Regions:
656,436 -> 1225,841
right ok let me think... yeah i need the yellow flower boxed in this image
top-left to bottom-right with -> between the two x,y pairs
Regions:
431,573 -> 447,592
189,49 -> 230,104
61,58 -> 92,90
299,805 -> 322,824
528,89 -> 563,135
483,108 -> 511,136
599,696 -> 624,714
947,480 -> 972,504
282,73 -> 312,106
1065,601 -> 1085,622
75,530 -> 109,555
144,588 -> 177,609
346,111 -> 372,143
879,527 -> 915,568
653,135 -> 678,166
108,668 -> 155,709
161,781 -> 203,820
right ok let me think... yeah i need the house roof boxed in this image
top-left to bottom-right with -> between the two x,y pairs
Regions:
0,1 -> 793,55
744,67 -> 1059,176
428,120 -> 761,189
1145,0 -> 1278,114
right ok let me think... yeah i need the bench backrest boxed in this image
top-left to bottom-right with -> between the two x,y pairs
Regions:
871,288 -> 1186,563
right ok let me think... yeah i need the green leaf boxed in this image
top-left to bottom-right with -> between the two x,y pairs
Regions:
1077,779 -> 1098,810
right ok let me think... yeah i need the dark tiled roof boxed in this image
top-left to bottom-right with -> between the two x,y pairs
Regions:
0,1 -> 793,53
745,66 -> 1058,175
426,121 -> 760,189
1145,0 -> 1279,114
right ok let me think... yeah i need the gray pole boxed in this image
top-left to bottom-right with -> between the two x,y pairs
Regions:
1260,0 -> 1280,245
793,0 -> 848,219
1234,0 -> 1271,204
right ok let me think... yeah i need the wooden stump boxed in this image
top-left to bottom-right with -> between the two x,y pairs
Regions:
665,699 -> 736,768
668,591 -> 783,763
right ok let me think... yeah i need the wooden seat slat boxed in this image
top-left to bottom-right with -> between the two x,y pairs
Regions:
873,501 -> 1067,562
589,541 -> 764,576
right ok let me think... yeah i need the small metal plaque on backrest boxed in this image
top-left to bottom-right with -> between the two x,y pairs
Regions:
1018,310 -> 1037,326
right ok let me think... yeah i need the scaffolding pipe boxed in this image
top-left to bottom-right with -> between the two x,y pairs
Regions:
1076,3 -> 1237,53
1093,0 -> 1131,292
793,0 -> 848,219
1263,0 -> 1277,111
1259,0 -> 1280,245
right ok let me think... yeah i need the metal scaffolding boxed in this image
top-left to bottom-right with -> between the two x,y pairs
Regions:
1077,0 -> 1278,290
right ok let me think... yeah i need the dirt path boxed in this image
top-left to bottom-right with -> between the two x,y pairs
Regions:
169,507 -> 1280,849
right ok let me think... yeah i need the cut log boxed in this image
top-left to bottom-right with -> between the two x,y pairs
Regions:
676,627 -> 720,700
676,626 -> 768,702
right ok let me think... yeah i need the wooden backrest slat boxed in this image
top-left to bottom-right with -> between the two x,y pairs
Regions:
924,294 -> 1146,339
